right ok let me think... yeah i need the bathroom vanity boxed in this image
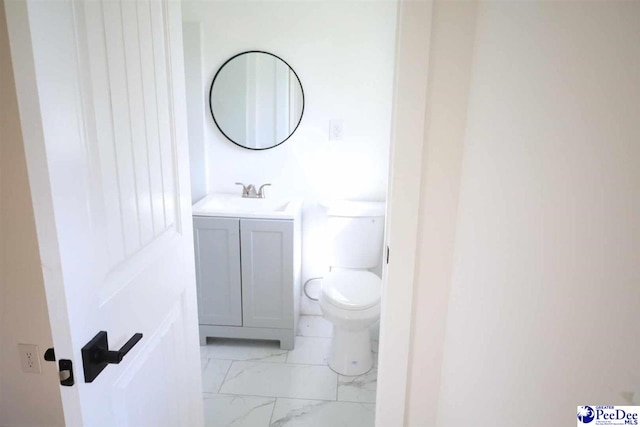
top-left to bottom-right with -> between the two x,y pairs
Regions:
192,194 -> 301,349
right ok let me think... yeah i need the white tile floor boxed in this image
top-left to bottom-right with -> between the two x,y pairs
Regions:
200,315 -> 378,427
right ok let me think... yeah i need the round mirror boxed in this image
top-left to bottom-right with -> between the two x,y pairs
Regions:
209,51 -> 305,150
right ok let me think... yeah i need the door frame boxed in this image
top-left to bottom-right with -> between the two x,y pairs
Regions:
376,1 -> 434,426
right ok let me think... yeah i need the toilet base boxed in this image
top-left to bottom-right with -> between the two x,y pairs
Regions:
328,325 -> 373,376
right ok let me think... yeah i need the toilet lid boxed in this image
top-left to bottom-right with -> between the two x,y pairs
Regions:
321,270 -> 381,310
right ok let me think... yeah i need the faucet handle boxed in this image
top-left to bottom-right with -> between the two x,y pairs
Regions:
235,182 -> 249,197
258,183 -> 271,199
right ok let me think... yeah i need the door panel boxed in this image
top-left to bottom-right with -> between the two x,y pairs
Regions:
94,0 -> 178,264
5,0 -> 203,425
112,301 -> 187,426
240,219 -> 293,329
193,217 -> 242,326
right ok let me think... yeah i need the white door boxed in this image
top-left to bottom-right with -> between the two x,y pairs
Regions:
4,0 -> 204,426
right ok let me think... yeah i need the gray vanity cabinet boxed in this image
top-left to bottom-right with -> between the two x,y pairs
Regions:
193,215 -> 300,349
240,219 -> 293,329
192,217 -> 242,326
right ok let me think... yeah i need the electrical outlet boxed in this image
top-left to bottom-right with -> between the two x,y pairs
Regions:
329,119 -> 344,141
18,344 -> 41,374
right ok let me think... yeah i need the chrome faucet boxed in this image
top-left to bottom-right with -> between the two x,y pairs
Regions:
257,183 -> 271,198
235,182 -> 271,198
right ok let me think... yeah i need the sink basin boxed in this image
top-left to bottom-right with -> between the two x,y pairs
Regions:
200,197 -> 289,213
192,193 -> 300,219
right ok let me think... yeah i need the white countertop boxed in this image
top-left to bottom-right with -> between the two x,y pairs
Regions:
192,193 -> 301,220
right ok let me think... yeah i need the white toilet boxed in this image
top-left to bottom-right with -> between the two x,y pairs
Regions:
320,201 -> 385,376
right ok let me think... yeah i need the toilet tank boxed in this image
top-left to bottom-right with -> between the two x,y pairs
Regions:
325,201 -> 385,269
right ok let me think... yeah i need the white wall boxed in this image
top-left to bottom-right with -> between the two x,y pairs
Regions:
181,0 -> 397,292
405,1 -> 640,426
0,1 -> 64,425
183,22 -> 208,204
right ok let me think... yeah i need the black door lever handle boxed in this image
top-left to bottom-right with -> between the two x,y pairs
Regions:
99,333 -> 143,364
81,331 -> 143,383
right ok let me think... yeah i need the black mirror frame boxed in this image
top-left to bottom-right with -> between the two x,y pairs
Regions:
208,50 -> 306,151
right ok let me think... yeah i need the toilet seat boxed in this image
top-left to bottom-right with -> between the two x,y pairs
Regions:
321,270 -> 381,310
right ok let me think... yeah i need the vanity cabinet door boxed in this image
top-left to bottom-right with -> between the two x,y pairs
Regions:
240,219 -> 293,329
193,217 -> 242,326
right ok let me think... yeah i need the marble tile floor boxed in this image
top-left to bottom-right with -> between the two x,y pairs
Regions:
200,315 -> 378,427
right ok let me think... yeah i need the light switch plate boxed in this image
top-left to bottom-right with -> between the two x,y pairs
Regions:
18,343 -> 41,374
329,119 -> 344,141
